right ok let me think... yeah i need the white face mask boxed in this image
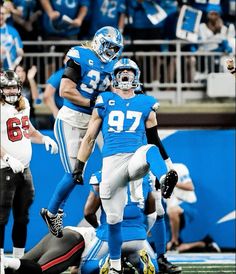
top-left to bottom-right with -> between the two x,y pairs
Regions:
3,86 -> 20,104
116,70 -> 135,91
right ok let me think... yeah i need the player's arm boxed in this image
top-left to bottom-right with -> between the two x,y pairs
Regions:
28,121 -> 58,154
73,109 -> 102,184
60,59 -> 92,107
145,111 -> 174,171
84,185 -> 101,228
43,84 -> 59,118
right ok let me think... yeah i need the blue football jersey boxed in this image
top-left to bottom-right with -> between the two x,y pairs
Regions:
46,67 -> 65,109
91,171 -> 153,241
95,92 -> 158,156
41,0 -> 90,36
64,46 -> 115,114
89,0 -> 126,36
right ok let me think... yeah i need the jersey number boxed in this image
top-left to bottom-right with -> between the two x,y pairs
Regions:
6,116 -> 30,142
108,110 -> 142,132
80,70 -> 110,94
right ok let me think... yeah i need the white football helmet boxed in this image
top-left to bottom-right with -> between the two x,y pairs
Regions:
112,58 -> 141,90
0,70 -> 22,104
91,26 -> 123,63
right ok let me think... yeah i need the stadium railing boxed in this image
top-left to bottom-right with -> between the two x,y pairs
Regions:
23,39 -> 235,105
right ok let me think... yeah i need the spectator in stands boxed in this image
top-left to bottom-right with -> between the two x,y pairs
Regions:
0,2 -> 24,70
43,53 -> 68,123
15,63 -> 39,127
192,3 -> 235,81
226,58 -> 236,78
7,0 -> 42,41
87,0 -> 126,38
39,0 -> 89,40
164,163 -> 197,251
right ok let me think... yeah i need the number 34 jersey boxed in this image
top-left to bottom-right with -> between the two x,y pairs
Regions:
95,92 -> 159,157
0,98 -> 32,169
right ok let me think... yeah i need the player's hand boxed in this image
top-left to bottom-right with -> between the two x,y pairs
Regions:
72,160 -> 85,185
42,136 -> 58,154
226,58 -> 234,69
161,169 -> 178,199
3,154 -> 25,173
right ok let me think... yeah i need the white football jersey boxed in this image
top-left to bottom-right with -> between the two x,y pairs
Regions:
0,98 -> 32,169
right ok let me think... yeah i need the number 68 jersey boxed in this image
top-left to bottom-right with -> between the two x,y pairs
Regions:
0,98 -> 32,169
95,92 -> 159,157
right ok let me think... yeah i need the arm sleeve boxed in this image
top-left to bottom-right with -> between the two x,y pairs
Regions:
145,125 -> 169,160
62,59 -> 82,83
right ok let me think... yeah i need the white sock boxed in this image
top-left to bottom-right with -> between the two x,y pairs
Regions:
110,258 -> 121,271
4,257 -> 20,270
0,249 -> 5,274
13,247 -> 25,259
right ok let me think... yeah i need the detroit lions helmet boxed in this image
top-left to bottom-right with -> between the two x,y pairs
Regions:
0,70 -> 22,104
91,26 -> 123,63
112,58 -> 141,90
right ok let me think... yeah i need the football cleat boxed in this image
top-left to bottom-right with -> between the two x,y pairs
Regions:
91,26 -> 123,63
158,255 -> 182,274
40,208 -> 64,238
99,255 -> 110,274
109,268 -> 122,274
139,249 -> 155,274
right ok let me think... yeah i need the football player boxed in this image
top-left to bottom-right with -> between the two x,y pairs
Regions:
0,70 -> 58,273
73,58 -> 178,273
40,26 -> 124,238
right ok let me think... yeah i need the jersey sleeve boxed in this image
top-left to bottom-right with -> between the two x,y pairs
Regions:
46,69 -> 64,89
94,92 -> 111,118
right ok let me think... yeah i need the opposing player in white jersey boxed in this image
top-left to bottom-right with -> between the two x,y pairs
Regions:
40,26 -> 124,238
0,70 -> 58,274
73,58 -> 178,274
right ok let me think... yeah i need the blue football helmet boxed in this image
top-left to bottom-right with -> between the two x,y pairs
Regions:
112,58 -> 141,90
92,26 -> 123,63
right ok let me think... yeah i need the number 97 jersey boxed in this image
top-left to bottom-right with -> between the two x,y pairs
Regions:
95,92 -> 159,157
0,98 -> 32,169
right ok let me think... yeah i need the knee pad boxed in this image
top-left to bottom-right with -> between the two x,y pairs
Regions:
106,213 -> 122,225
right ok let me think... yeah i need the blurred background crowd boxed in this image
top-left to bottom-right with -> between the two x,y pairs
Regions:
0,0 -> 235,129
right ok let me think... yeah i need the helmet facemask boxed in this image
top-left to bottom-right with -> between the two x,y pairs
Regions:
115,70 -> 137,91
2,86 -> 21,104
0,70 -> 22,104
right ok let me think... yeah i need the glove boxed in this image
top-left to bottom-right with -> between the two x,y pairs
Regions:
3,154 -> 25,173
42,136 -> 58,154
160,169 -> 178,199
72,159 -> 85,185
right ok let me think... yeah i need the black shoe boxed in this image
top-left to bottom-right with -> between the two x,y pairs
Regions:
109,268 -> 122,274
158,255 -> 182,273
40,208 -> 63,238
203,235 -> 221,253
